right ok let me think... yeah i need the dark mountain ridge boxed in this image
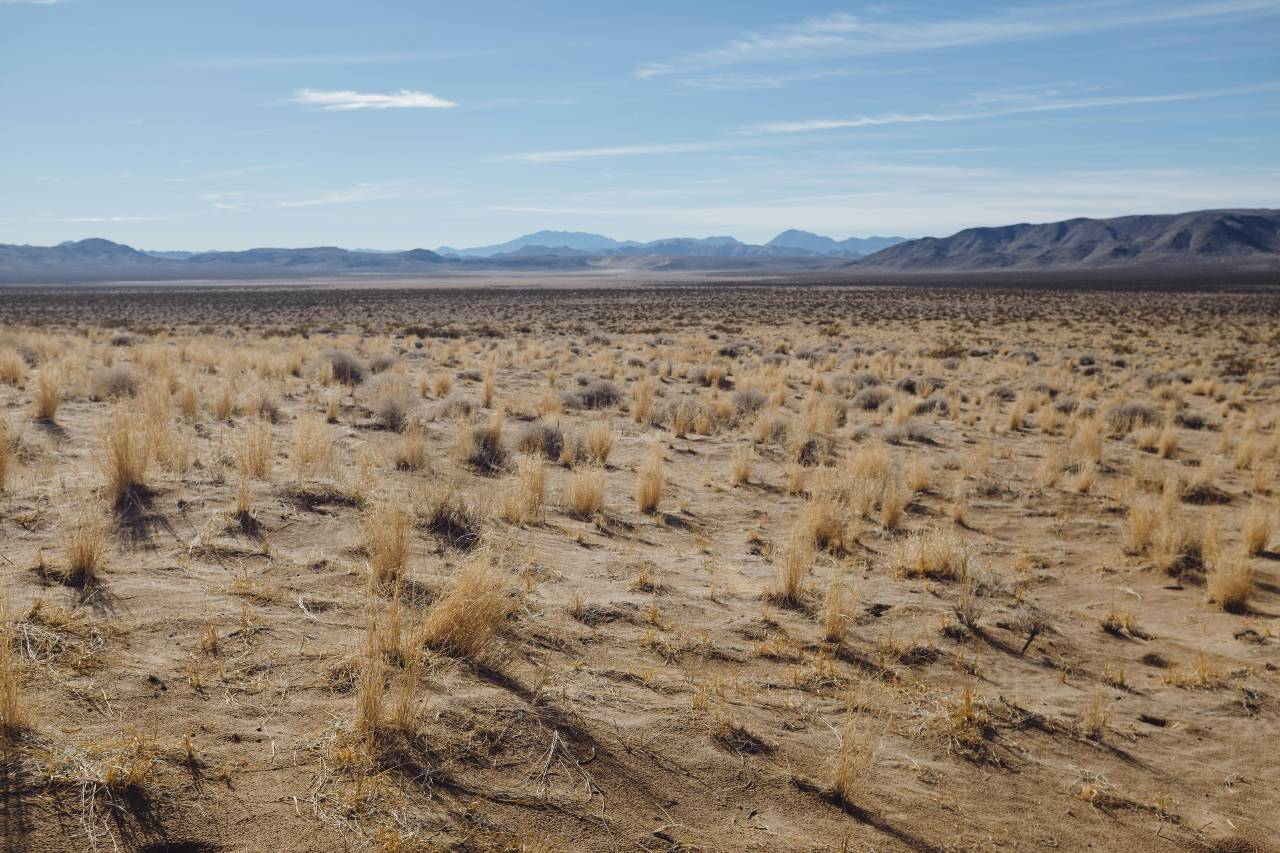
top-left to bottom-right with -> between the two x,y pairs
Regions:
857,209 -> 1280,271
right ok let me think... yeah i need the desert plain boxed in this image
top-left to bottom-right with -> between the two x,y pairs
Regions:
0,280 -> 1277,852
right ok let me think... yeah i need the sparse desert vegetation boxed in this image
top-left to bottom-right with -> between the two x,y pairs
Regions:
0,282 -> 1276,851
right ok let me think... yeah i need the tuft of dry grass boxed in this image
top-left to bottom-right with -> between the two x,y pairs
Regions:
101,406 -> 151,508
1242,503 -> 1272,556
236,420 -> 274,480
371,379 -> 415,432
772,533 -> 813,606
392,422 -> 429,472
584,420 -> 614,465
636,443 -> 665,514
0,348 -> 26,386
796,494 -> 846,553
1081,690 -> 1110,738
0,601 -> 27,742
355,617 -> 385,738
904,458 -> 930,493
63,505 -> 108,587
563,466 -> 606,519
631,378 -> 655,424
1124,495 -> 1159,554
290,416 -> 335,481
91,365 -> 138,400
893,529 -> 968,581
33,367 -> 61,421
830,718 -> 876,806
416,554 -> 513,663
729,444 -> 754,486
176,383 -> 199,421
363,497 -> 410,589
1206,550 -> 1252,613
1036,443 -> 1061,488
822,575 -> 851,643
879,475 -> 907,531
455,411 -> 508,474
500,453 -> 545,525
482,358 -> 496,408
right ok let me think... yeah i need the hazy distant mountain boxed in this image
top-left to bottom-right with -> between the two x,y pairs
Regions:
614,236 -> 814,258
767,230 -> 905,257
0,238 -> 153,268
184,246 -> 446,271
4,210 -> 1276,282
439,230 -> 637,257
451,230 -> 903,259
0,239 -> 446,282
857,209 -> 1280,271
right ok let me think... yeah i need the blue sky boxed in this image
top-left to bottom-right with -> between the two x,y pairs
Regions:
1,0 -> 1278,249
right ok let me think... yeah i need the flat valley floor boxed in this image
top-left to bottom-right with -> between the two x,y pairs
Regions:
0,281 -> 1277,852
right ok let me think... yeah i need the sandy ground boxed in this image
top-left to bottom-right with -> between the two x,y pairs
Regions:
0,283 -> 1277,853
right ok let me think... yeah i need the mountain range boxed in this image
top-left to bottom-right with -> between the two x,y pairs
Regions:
1,209 -> 1276,283
857,209 -> 1280,271
437,229 -> 904,259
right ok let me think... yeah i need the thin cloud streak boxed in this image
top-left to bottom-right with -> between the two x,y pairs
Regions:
505,81 -> 1279,165
500,140 -> 744,163
288,89 -> 457,111
746,81 -> 1280,134
276,183 -> 403,208
163,164 -> 297,183
636,1 -> 1280,78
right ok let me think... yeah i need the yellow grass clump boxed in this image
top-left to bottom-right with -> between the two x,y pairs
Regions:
772,533 -> 814,605
636,444 -> 666,514
236,420 -> 274,480
831,719 -> 876,806
33,368 -> 61,421
500,453 -> 546,525
893,529 -> 968,580
729,444 -> 754,486
290,415 -> 336,480
63,505 -> 108,587
1242,503 -> 1272,556
1206,551 -> 1252,613
363,497 -> 410,589
416,554 -> 514,663
101,406 -> 151,508
563,467 -> 606,519
0,601 -> 28,742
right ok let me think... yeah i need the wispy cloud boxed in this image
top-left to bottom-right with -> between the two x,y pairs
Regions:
636,1 -> 1280,78
504,81 -> 1280,164
288,89 -> 457,111
0,1 -> 66,5
163,164 -> 296,183
679,68 -> 862,91
501,140 -> 744,163
276,183 -> 402,208
745,80 -> 1280,134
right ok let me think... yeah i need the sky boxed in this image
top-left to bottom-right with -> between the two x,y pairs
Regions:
1,0 -> 1278,250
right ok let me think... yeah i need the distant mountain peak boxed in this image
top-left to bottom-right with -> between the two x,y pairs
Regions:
767,230 -> 906,257
438,230 -> 634,257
